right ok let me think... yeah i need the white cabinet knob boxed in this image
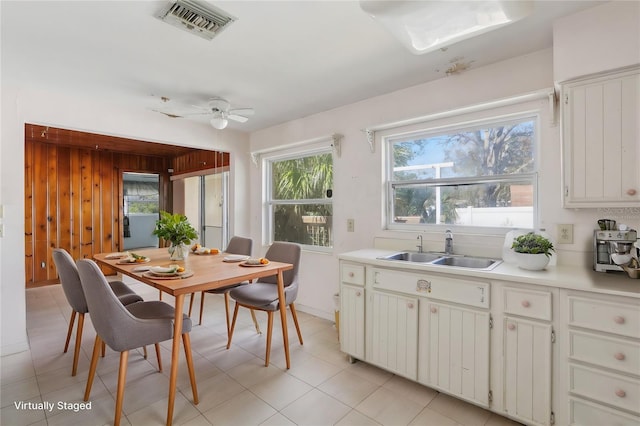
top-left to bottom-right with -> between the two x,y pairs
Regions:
430,307 -> 437,314
355,291 -> 361,297
407,302 -> 414,309
627,188 -> 637,196
521,300 -> 530,308
614,352 -> 626,361
508,323 -> 516,331
615,389 -> 626,398
614,316 -> 626,325
348,272 -> 354,278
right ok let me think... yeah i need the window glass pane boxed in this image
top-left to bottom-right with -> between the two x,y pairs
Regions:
393,181 -> 533,228
392,120 -> 535,181
273,204 -> 332,247
271,153 -> 333,200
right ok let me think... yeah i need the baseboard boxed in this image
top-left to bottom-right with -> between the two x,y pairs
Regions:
295,303 -> 333,322
1,339 -> 30,356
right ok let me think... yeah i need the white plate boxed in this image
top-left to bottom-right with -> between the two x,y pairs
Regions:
149,265 -> 179,274
105,252 -> 127,259
223,255 -> 250,262
132,265 -> 151,272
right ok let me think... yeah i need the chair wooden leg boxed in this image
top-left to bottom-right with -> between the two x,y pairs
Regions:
198,291 -> 205,325
188,292 -> 195,317
289,303 -> 304,345
84,336 -> 102,401
265,311 -> 274,367
226,303 -> 240,349
182,333 -> 199,404
114,350 -> 129,426
101,341 -> 106,358
143,346 -> 148,359
64,310 -> 77,353
72,313 -> 84,376
223,292 -> 231,336
250,309 -> 262,334
154,343 -> 162,372
159,290 -> 163,300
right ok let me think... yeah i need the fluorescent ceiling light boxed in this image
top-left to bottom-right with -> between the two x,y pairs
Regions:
360,0 -> 533,55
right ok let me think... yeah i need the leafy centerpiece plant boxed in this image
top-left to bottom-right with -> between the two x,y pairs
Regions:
152,211 -> 198,260
511,232 -> 555,270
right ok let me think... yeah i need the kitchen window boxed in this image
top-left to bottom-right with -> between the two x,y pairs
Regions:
386,113 -> 537,230
265,149 -> 333,250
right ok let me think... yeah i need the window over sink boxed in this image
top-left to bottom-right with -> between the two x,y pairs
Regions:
385,110 -> 539,231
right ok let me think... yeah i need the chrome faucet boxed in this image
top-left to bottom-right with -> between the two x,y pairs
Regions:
416,234 -> 423,253
444,229 -> 453,255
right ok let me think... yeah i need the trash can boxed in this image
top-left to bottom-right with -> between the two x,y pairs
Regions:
333,292 -> 340,341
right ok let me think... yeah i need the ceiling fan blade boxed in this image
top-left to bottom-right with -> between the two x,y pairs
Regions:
152,109 -> 183,118
229,108 -> 254,116
227,114 -> 249,123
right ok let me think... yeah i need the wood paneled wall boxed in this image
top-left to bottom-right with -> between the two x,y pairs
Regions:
172,150 -> 230,176
24,139 -> 171,286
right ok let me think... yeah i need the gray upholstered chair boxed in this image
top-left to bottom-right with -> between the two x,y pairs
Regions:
187,236 -> 260,336
52,248 -> 144,376
227,242 -> 303,366
77,259 -> 198,426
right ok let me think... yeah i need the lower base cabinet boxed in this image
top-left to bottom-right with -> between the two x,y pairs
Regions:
426,301 -> 490,407
504,316 -> 553,426
368,290 -> 418,380
339,283 -> 365,360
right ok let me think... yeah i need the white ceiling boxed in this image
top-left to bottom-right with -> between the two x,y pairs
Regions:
2,0 -> 603,133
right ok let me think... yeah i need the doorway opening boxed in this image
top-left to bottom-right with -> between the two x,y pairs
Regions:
183,171 -> 229,250
122,172 -> 160,250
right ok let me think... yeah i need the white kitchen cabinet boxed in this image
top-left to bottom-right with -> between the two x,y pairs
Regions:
427,301 -> 490,407
562,66 -> 640,207
561,292 -> 640,425
368,289 -> 418,380
504,317 -> 553,425
339,261 -> 366,360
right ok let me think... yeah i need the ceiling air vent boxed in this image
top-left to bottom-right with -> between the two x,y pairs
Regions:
157,0 -> 236,41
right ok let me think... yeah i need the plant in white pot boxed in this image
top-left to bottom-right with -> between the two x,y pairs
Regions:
511,232 -> 555,271
152,211 -> 198,260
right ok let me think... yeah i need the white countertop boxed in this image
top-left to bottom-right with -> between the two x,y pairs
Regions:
338,249 -> 640,298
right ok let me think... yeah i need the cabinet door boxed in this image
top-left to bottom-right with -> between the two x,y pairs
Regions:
340,284 -> 365,359
428,302 -> 490,407
369,290 -> 418,380
563,67 -> 640,207
504,317 -> 553,426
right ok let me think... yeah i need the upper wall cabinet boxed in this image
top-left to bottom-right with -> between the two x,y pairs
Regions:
561,66 -> 640,208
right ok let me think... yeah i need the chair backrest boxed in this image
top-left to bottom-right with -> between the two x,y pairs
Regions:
258,242 -> 301,288
76,259 -> 158,352
226,236 -> 252,256
52,248 -> 88,314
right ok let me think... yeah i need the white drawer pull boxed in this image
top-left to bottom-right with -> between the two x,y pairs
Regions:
407,302 -> 414,309
614,352 -> 626,361
615,389 -> 626,398
430,307 -> 437,314
521,300 -> 530,308
508,323 -> 516,331
627,188 -> 637,196
614,316 -> 626,325
355,291 -> 361,297
348,272 -> 354,278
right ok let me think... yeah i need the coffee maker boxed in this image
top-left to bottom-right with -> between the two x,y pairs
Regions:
594,229 -> 638,272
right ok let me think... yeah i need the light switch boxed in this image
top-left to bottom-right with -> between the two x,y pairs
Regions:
557,224 -> 573,244
347,219 -> 355,232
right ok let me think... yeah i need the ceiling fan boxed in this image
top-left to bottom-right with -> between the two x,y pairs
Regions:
154,96 -> 254,130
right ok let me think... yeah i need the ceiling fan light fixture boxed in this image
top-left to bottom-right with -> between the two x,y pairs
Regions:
210,116 -> 228,130
359,0 -> 533,55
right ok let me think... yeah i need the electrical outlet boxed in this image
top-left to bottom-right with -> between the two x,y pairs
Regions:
347,219 -> 355,232
0,224 -> 3,238
557,224 -> 573,244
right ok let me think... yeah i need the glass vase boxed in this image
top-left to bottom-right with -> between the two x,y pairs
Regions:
168,242 -> 189,261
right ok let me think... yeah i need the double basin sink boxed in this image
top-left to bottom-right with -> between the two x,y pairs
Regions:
378,251 -> 502,271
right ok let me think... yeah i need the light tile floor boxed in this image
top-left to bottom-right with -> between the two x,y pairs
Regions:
1,282 -> 522,426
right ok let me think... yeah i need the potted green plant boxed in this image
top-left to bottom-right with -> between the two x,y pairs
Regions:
511,232 -> 555,270
152,211 -> 198,260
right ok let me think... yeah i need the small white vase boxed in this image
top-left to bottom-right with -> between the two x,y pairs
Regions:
169,243 -> 189,261
514,252 -> 550,271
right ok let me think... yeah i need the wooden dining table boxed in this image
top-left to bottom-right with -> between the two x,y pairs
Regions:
93,247 -> 294,426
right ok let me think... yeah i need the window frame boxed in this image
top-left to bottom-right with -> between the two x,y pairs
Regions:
384,110 -> 541,234
263,146 -> 334,252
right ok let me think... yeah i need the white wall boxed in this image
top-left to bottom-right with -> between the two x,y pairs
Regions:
250,45 -> 640,321
0,85 -> 251,355
553,1 -> 640,83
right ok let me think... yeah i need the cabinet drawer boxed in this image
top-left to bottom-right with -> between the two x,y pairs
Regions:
568,296 -> 640,338
570,330 -> 640,376
341,263 -> 364,285
503,287 -> 552,321
569,364 -> 640,415
569,397 -> 640,426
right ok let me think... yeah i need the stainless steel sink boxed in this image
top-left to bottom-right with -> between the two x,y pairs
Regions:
431,256 -> 502,270
378,251 -> 443,263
